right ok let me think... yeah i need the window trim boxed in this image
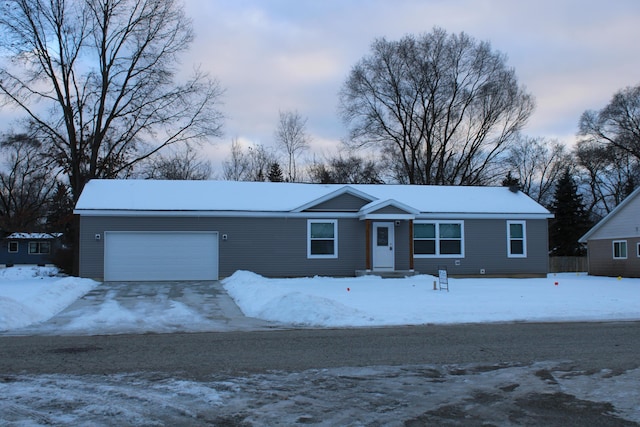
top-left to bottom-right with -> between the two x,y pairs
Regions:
8,241 -> 18,253
413,221 -> 464,258
507,220 -> 527,258
613,240 -> 627,259
28,241 -> 51,255
307,219 -> 338,259
637,242 -> 640,258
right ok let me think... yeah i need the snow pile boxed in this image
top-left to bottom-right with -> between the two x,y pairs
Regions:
223,271 -> 640,327
0,266 -> 99,331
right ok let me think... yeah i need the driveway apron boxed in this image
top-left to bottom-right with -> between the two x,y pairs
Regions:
5,281 -> 280,336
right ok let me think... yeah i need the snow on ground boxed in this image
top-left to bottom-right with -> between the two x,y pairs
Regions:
2,362 -> 639,425
222,270 -> 640,327
0,266 -> 639,334
0,266 -> 98,331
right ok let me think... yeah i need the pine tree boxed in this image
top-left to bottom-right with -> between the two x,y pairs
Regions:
267,162 -> 284,182
549,169 -> 592,256
502,171 -> 520,192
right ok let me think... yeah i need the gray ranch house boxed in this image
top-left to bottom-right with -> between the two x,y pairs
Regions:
74,180 -> 553,281
579,187 -> 640,278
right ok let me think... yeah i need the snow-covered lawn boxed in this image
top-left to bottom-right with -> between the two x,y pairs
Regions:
223,270 -> 640,327
0,266 -> 639,334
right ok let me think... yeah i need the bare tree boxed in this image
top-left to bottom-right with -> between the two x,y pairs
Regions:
274,110 -> 310,182
575,139 -> 639,218
0,0 -> 224,201
308,154 -> 384,184
222,139 -> 278,182
579,85 -> 640,161
339,28 -> 534,185
504,136 -> 570,206
142,145 -> 211,180
0,134 -> 58,231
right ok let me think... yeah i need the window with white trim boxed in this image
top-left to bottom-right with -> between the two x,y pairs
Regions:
637,242 -> 640,258
507,221 -> 526,258
613,240 -> 627,259
414,221 -> 463,257
307,220 -> 338,258
28,241 -> 50,255
8,241 -> 18,253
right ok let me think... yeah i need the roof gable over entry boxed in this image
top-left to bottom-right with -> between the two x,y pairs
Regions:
74,179 -> 552,219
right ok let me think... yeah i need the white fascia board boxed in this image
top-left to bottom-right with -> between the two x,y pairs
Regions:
73,209 -> 360,219
359,213 -> 416,220
359,198 -> 421,215
292,185 -> 376,212
415,213 -> 554,220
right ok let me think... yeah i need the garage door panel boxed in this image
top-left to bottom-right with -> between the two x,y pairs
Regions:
104,231 -> 218,281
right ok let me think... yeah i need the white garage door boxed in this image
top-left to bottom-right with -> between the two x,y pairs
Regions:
104,231 -> 218,281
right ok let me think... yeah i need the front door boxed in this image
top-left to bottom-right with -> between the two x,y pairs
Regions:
372,222 -> 395,271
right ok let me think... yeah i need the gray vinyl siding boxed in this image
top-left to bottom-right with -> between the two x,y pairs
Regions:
586,238 -> 640,278
413,219 -> 549,277
587,194 -> 640,240
79,216 -> 366,279
80,216 -> 549,279
305,193 -> 370,212
372,205 -> 411,215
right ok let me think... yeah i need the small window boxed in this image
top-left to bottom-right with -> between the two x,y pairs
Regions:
8,241 -> 18,253
414,221 -> 463,257
308,220 -> 338,258
507,221 -> 526,258
28,241 -> 50,255
637,242 -> 640,258
613,240 -> 627,259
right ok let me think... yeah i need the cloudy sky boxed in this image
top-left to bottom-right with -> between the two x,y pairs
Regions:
179,0 -> 640,171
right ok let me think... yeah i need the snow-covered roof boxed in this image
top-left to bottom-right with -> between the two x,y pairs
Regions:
6,233 -> 63,240
74,179 -> 552,218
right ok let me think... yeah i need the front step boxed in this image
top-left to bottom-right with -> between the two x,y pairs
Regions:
355,270 -> 419,278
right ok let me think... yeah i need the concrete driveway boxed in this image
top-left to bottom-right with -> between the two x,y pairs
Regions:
6,281 -> 281,336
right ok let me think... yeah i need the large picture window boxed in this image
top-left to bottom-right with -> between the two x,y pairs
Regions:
308,220 -> 338,258
28,241 -> 50,255
414,221 -> 463,257
507,221 -> 526,258
613,240 -> 627,259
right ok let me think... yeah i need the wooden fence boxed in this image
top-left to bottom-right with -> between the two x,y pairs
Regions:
549,256 -> 588,273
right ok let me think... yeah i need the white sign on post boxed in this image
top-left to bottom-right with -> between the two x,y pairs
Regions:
438,267 -> 449,292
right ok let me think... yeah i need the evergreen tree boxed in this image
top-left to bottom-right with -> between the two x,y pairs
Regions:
549,169 -> 592,256
502,171 -> 520,191
267,162 -> 284,182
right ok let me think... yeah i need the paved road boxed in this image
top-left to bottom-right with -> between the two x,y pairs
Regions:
2,321 -> 638,378
3,322 -> 640,425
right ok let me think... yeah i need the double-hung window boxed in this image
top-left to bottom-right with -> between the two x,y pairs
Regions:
613,240 -> 627,259
414,221 -> 463,257
507,221 -> 526,258
308,220 -> 338,258
28,241 -> 50,255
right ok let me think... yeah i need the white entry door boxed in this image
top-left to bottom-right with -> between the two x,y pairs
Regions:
372,222 -> 395,271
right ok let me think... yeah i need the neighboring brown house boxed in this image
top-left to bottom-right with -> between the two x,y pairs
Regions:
579,187 -> 640,278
